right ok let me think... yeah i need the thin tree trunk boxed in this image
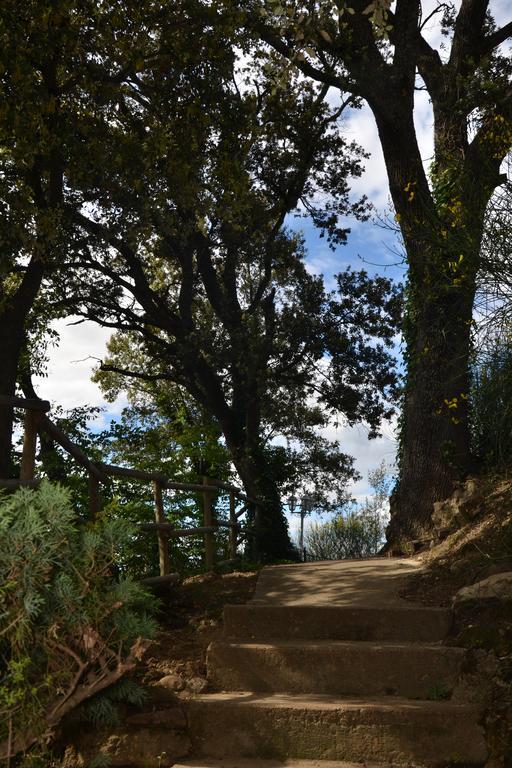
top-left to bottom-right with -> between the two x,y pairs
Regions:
0,318 -> 26,478
0,259 -> 45,477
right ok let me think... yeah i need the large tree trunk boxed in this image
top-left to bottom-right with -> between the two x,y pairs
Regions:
0,317 -> 25,478
371,99 -> 489,551
386,272 -> 477,550
0,259 -> 45,477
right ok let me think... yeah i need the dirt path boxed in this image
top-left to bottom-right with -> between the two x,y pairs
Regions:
250,558 -> 421,606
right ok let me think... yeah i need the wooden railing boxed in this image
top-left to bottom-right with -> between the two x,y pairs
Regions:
0,396 -> 257,580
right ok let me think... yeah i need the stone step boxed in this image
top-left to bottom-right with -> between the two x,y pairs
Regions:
174,760 -> 403,768
207,640 -> 466,699
185,693 -> 487,768
223,605 -> 452,643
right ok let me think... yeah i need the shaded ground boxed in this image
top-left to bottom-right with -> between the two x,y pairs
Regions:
57,571 -> 259,767
399,476 -> 512,766
60,476 -> 512,766
137,570 -> 259,689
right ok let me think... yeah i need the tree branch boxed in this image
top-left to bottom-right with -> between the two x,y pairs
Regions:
0,638 -> 152,761
480,20 -> 512,56
252,22 -> 345,90
71,210 -> 183,336
99,363 -> 175,383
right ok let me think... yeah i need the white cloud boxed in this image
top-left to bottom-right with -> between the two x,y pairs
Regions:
33,318 -> 127,429
345,106 -> 390,210
321,416 -> 398,499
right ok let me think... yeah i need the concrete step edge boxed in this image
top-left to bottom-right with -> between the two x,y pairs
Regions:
235,603 -> 450,612
173,761 -> 421,768
185,692 -> 481,711
209,639 -> 464,651
223,604 -> 452,642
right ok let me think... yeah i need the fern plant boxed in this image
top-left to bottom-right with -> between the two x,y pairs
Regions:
0,481 -> 158,761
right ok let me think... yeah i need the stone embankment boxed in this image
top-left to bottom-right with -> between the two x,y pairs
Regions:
177,558 -> 488,768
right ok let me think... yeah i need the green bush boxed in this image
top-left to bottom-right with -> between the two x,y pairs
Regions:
0,481 -> 158,761
304,510 -> 385,560
304,462 -> 390,560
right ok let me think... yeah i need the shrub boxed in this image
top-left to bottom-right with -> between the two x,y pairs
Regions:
304,462 -> 391,560
0,481 -> 158,761
304,510 -> 385,560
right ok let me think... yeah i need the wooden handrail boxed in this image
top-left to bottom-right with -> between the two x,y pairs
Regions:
0,395 -> 51,412
99,462 -> 219,493
206,478 -> 256,503
20,410 -> 41,482
153,480 -> 170,577
40,416 -> 108,482
217,520 -> 242,529
141,520 -> 240,532
0,478 -> 41,489
0,398 -> 258,576
141,523 -> 217,538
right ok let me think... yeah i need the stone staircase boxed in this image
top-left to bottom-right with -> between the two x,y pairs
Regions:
176,559 -> 488,768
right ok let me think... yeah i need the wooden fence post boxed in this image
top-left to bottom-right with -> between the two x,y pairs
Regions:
153,480 -> 170,577
229,491 -> 237,560
203,476 -> 215,571
88,472 -> 102,521
20,410 -> 40,483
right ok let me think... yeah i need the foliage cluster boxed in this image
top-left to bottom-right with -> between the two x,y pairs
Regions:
0,481 -> 158,761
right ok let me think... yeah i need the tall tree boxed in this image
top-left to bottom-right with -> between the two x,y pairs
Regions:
0,1 -> 64,475
243,0 -> 512,548
0,0 -> 160,475
52,3 -> 400,559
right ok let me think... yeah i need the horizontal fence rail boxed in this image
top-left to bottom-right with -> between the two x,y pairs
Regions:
0,396 -> 258,581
